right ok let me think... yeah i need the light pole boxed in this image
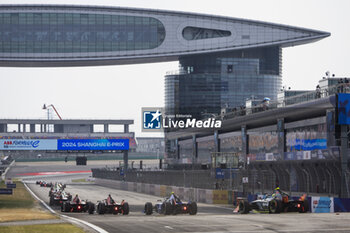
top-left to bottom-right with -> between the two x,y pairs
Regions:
42,104 -> 62,132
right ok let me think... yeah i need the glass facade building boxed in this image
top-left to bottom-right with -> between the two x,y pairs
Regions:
0,5 -> 329,67
165,47 -> 282,118
0,13 -> 165,53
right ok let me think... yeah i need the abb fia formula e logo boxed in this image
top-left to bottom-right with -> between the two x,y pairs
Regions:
3,140 -> 40,148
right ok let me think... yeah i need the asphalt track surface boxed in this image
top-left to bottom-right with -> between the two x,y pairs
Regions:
10,162 -> 350,233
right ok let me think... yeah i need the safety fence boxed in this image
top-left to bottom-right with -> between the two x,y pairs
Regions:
94,178 -> 350,213
92,163 -> 345,197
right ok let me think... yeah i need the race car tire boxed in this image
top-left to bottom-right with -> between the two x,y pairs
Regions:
61,202 -> 70,212
239,200 -> 250,214
144,202 -> 153,215
49,195 -> 54,206
269,199 -> 282,214
164,202 -> 173,215
189,202 -> 197,215
122,202 -> 129,215
88,202 -> 95,214
97,203 -> 105,214
299,200 -> 309,213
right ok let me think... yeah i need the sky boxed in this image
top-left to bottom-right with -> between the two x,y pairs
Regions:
0,0 -> 349,137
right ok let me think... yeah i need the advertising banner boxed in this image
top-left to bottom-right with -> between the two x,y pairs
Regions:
289,139 -> 327,151
0,139 -> 57,150
57,139 -> 129,151
0,139 -> 129,151
311,196 -> 334,213
338,93 -> 350,125
215,168 -> 224,179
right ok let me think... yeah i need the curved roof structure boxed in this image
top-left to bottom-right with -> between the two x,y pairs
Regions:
0,5 -> 330,67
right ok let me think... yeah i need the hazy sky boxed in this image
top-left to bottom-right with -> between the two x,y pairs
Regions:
0,0 -> 349,137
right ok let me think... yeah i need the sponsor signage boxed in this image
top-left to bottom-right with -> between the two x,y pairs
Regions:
6,183 -> 16,189
0,139 -> 129,151
215,168 -> 225,179
0,139 -> 57,150
57,139 -> 129,151
311,196 -> 334,213
288,139 -> 327,151
0,188 -> 12,195
338,93 -> 350,125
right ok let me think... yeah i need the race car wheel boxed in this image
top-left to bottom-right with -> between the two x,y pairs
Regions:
299,200 -> 309,213
97,203 -> 105,214
144,202 -> 153,215
239,200 -> 250,214
88,202 -> 95,214
164,202 -> 173,215
61,202 -> 69,212
269,199 -> 282,214
189,202 -> 197,215
122,202 -> 129,215
49,195 -> 54,206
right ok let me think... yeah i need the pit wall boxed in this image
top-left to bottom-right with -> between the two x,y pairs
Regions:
95,178 -> 350,213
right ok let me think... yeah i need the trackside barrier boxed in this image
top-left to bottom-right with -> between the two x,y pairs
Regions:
334,198 -> 350,212
212,190 -> 229,204
94,178 -> 350,212
95,178 -> 220,204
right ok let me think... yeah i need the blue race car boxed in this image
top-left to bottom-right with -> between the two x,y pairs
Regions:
144,197 -> 197,215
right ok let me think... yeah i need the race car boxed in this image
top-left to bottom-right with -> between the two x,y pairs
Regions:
96,199 -> 129,215
61,200 -> 95,214
48,182 -> 66,196
49,190 -> 72,206
144,197 -> 197,215
238,188 -> 309,214
40,181 -> 53,187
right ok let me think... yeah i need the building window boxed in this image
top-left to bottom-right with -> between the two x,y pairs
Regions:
182,26 -> 231,40
227,65 -> 233,73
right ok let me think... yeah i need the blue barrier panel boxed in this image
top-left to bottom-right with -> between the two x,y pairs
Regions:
0,188 -> 12,194
334,198 -> 350,212
215,168 -> 224,179
6,183 -> 16,189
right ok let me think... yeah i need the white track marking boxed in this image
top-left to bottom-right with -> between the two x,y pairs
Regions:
23,182 -> 108,233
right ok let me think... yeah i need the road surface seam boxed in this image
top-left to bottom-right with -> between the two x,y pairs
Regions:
23,181 -> 109,233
